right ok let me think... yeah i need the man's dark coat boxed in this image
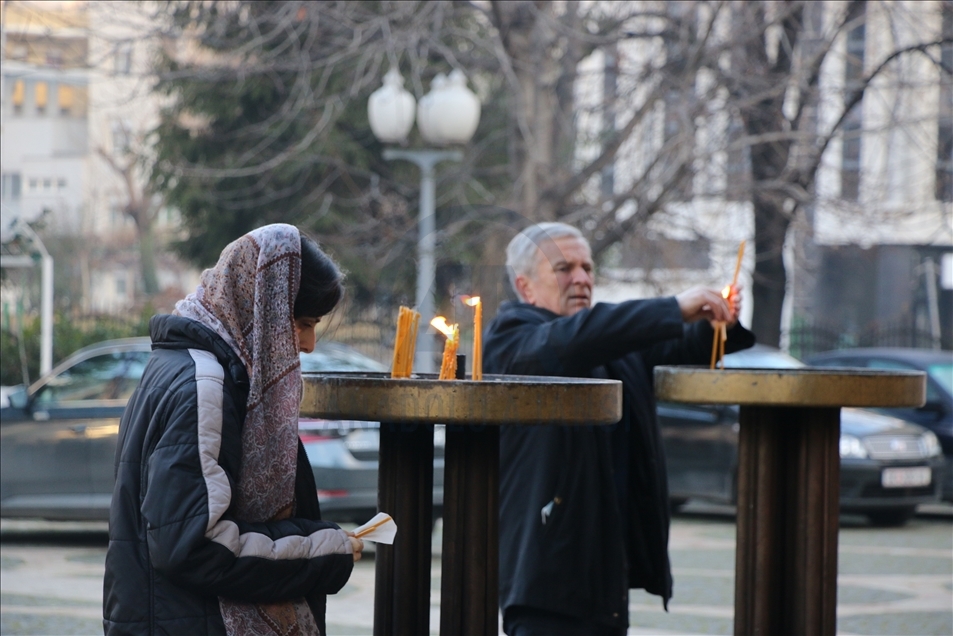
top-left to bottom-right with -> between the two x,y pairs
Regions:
483,298 -> 755,629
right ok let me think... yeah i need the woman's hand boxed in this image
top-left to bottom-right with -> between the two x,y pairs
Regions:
347,533 -> 365,562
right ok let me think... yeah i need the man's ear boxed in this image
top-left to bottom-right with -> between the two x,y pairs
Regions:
515,274 -> 535,305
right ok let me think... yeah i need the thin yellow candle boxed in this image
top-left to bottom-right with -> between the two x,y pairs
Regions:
731,240 -> 746,289
463,296 -> 482,380
406,311 -> 420,376
719,322 -> 727,369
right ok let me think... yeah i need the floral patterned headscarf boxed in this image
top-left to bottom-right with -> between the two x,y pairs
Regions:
174,223 -> 320,636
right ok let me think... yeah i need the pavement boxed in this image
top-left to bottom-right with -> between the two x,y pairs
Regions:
1,504 -> 950,635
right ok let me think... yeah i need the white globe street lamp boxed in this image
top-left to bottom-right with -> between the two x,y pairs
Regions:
367,68 -> 416,143
417,70 -> 482,145
368,68 -> 481,373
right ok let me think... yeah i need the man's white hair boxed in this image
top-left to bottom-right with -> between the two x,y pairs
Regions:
505,222 -> 588,300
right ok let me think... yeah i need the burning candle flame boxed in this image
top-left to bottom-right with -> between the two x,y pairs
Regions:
463,296 -> 481,307
722,286 -> 731,299
430,316 -> 455,338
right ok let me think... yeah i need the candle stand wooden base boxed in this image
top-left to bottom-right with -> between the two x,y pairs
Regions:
654,366 -> 926,636
301,372 -> 622,636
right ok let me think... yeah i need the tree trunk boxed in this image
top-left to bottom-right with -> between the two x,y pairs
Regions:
750,194 -> 789,347
744,96 -> 793,347
137,216 -> 160,296
492,1 -> 563,221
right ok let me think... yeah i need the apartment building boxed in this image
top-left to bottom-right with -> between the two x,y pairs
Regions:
591,0 -> 952,351
1,0 -> 197,316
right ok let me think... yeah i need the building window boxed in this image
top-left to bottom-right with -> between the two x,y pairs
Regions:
725,115 -> 751,201
111,120 -> 131,155
58,84 -> 74,116
57,178 -> 67,190
28,178 -> 38,192
43,179 -> 52,191
840,3 -> 866,201
1,173 -> 22,201
938,125 -> 953,203
841,121 -> 862,200
35,81 -> 48,114
65,85 -> 89,118
11,79 -> 24,114
46,48 -> 63,68
114,43 -> 133,75
115,274 -> 127,297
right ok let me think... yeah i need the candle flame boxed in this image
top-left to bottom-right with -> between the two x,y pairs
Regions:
430,316 -> 455,338
463,296 -> 481,307
722,286 -> 731,299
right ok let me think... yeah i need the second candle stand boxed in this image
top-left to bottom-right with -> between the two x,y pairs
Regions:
300,372 -> 622,636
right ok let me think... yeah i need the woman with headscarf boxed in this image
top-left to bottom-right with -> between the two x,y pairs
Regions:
104,224 -> 362,636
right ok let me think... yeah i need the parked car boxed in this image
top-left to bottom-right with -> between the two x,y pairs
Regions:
661,345 -> 944,526
0,385 -> 18,408
298,343 -> 444,523
806,348 -> 953,502
0,337 -> 429,524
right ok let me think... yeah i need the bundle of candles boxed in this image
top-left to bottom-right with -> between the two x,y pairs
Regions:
393,296 -> 483,381
391,306 -> 421,378
711,241 -> 745,370
431,317 -> 460,380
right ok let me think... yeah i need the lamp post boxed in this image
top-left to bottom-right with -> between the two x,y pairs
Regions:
368,68 -> 480,373
0,219 -> 54,376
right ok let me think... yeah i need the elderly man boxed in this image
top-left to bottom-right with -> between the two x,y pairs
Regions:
483,222 -> 755,635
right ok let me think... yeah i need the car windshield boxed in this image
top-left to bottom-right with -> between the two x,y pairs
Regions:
927,363 -> 953,396
723,348 -> 804,369
300,344 -> 386,373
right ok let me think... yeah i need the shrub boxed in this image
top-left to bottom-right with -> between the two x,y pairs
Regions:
0,306 -> 153,386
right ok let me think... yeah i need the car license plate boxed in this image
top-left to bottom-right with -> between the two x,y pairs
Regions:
881,467 -> 931,488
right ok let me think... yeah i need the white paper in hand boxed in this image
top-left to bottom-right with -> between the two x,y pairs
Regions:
353,512 -> 397,544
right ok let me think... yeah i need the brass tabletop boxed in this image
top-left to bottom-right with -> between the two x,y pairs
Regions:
654,366 -> 926,407
301,372 -> 623,425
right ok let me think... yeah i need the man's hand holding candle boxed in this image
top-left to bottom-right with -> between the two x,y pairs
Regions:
675,286 -> 737,325
676,285 -> 744,370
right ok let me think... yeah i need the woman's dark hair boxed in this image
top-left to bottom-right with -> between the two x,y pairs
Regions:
295,233 -> 344,319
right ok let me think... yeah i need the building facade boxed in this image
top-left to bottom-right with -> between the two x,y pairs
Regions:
591,0 -> 952,353
1,0 -> 197,318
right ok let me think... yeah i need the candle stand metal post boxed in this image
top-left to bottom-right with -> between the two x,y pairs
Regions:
654,366 -> 926,636
301,372 -> 622,636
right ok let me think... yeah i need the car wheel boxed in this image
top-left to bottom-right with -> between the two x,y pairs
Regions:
866,507 -> 915,527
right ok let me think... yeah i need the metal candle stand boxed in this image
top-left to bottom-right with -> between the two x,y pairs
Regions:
301,371 -> 623,636
654,366 -> 926,636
